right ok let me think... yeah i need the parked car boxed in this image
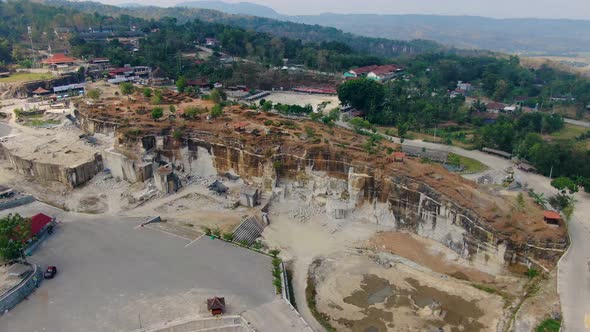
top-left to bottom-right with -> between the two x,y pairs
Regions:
44,266 -> 57,279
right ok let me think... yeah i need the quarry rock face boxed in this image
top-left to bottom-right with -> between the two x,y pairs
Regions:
73,112 -> 567,270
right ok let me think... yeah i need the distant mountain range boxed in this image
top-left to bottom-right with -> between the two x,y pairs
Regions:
172,0 -> 590,55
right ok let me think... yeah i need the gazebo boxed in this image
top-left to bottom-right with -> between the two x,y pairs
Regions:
207,296 -> 226,316
32,87 -> 50,95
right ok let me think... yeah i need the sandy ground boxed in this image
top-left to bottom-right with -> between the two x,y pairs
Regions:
264,92 -> 340,112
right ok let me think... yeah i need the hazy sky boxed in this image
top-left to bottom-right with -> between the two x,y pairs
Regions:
98,0 -> 590,19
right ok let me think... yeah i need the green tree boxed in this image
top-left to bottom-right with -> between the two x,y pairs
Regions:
551,177 -> 579,195
86,89 -> 101,101
348,117 -> 372,133
0,214 -> 31,262
151,107 -> 164,120
210,89 -> 226,104
120,82 -> 134,100
337,78 -> 385,117
262,100 -> 273,112
176,76 -> 187,93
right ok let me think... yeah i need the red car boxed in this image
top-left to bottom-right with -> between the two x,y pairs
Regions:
44,266 -> 57,279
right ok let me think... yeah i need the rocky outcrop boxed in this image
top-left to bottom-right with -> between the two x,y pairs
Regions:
1,146 -> 103,187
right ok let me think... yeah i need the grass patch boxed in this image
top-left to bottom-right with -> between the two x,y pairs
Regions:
0,72 -> 52,83
449,153 -> 488,174
535,318 -> 561,332
24,119 -> 61,127
471,283 -> 499,295
549,123 -> 588,140
306,275 -> 337,332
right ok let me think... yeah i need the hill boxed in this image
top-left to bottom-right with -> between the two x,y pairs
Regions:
291,14 -> 590,55
176,1 -> 282,19
123,0 -> 590,55
41,0 -> 447,58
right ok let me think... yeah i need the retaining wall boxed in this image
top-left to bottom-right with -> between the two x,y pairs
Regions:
0,195 -> 35,211
0,264 -> 43,314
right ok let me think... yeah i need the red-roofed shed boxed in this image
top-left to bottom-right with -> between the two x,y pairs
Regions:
543,210 -> 561,225
30,213 -> 53,237
233,122 -> 248,132
393,152 -> 406,162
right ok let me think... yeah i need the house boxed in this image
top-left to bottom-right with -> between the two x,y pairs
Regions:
503,105 -> 518,113
213,82 -> 223,89
187,79 -> 212,90
132,66 -> 151,77
345,64 -> 401,81
41,53 -> 79,70
30,213 -> 54,238
457,81 -> 473,92
108,67 -> 134,77
149,67 -> 170,86
543,210 -> 561,226
207,297 -> 225,316
486,102 -> 506,114
205,38 -> 219,47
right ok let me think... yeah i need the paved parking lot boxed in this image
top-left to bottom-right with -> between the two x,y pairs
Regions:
0,208 -> 275,332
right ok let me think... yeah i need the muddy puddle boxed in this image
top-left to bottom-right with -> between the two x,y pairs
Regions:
341,274 -> 485,331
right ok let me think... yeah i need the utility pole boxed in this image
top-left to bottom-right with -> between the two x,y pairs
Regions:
549,165 -> 554,179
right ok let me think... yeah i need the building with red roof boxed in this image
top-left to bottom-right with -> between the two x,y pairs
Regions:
30,213 -> 54,237
41,53 -> 78,66
345,64 -> 402,81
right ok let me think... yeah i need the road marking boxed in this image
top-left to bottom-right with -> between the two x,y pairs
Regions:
585,314 -> 590,329
143,225 -> 192,241
185,234 -> 204,248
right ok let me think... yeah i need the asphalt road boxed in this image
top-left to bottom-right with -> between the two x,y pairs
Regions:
0,209 -> 275,332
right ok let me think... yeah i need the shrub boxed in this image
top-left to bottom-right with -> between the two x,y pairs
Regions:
535,318 -> 560,332
142,88 -> 152,98
210,104 -> 223,118
212,227 -> 221,237
201,226 -> 211,235
173,129 -> 183,140
269,249 -> 281,257
222,232 -> 234,241
151,107 -> 164,120
86,89 -> 101,100
526,268 -> 539,279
